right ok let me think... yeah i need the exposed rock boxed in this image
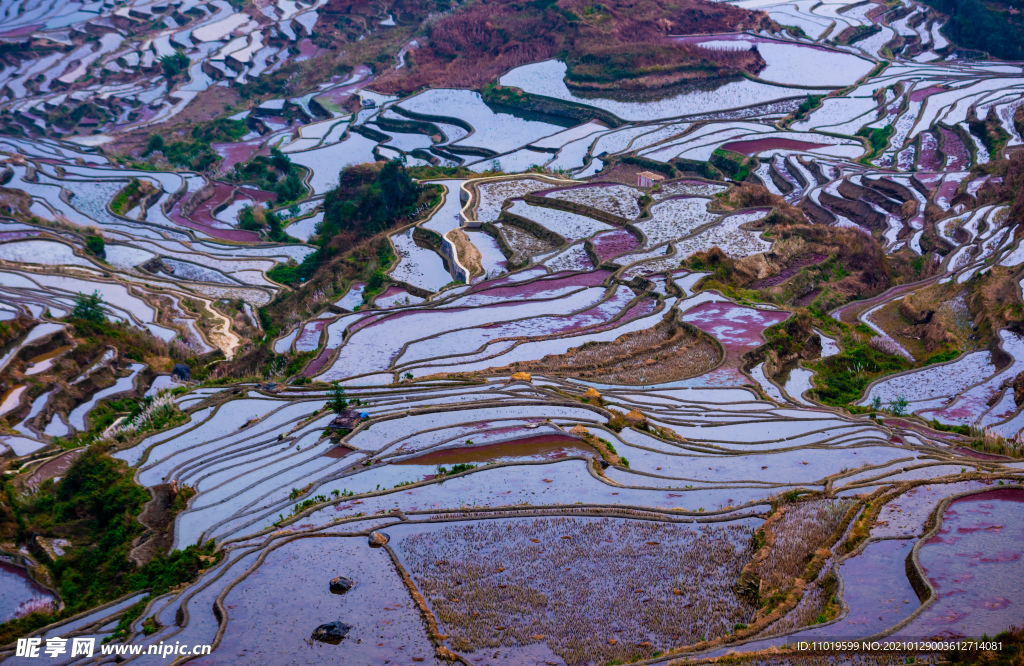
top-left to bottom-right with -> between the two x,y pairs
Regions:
1014,371 -> 1024,407
171,363 -> 190,381
510,371 -> 532,382
368,531 -> 389,548
329,576 -> 354,594
311,620 -> 351,644
734,252 -> 773,281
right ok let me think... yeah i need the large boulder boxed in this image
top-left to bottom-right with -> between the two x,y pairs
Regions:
311,621 -> 352,644
368,531 -> 389,548
329,576 -> 354,594
171,364 -> 190,381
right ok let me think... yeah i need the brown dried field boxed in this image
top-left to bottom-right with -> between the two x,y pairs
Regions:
399,516 -> 757,665
496,223 -> 558,266
752,499 -> 852,590
497,314 -> 721,384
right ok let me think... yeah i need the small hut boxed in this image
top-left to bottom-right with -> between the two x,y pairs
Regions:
329,410 -> 363,432
637,171 -> 665,188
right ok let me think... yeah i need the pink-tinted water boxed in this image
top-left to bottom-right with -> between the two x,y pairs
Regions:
590,229 -> 640,261
722,138 -> 828,156
896,488 -> 1024,639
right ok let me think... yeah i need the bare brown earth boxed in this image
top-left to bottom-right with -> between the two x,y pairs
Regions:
371,0 -> 773,94
488,311 -> 722,384
447,228 -> 483,277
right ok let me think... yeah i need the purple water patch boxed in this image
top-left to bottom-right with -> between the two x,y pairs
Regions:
918,391 -> 993,427
294,38 -> 326,62
722,138 -> 829,156
940,128 -> 969,171
398,433 -> 593,467
0,561 -> 55,622
168,183 -> 263,242
0,231 -> 39,241
832,539 -> 920,636
466,270 -> 611,301
0,24 -> 41,37
315,65 -> 375,109
214,138 -> 267,173
909,85 -> 946,102
917,131 -> 943,172
294,319 -> 329,352
681,301 -> 788,362
934,173 -> 969,210
590,229 -> 639,262
896,488 -> 1024,639
304,349 -> 335,377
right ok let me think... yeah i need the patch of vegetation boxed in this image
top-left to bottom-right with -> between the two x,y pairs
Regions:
85,235 -> 105,259
930,419 -> 972,436
923,349 -> 960,365
793,94 -> 824,121
228,148 -> 306,204
239,204 -> 287,242
921,0 -> 1024,59
857,124 -> 895,161
437,463 -> 477,476
710,148 -> 751,181
970,113 -> 1011,157
808,337 -> 910,406
266,160 -> 419,287
0,450 -> 220,644
159,51 -> 190,79
328,382 -> 348,413
71,291 -> 106,323
944,623 -> 1024,664
373,0 -> 770,94
142,119 -> 247,172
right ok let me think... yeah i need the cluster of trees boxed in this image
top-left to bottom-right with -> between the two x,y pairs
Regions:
923,0 -> 1024,59
0,450 -> 215,644
229,147 -> 305,204
142,119 -> 248,171
269,160 -> 421,285
239,204 -> 287,242
159,51 -> 190,79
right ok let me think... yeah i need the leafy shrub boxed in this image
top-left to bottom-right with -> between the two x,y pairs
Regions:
71,291 -> 106,323
85,235 -> 105,259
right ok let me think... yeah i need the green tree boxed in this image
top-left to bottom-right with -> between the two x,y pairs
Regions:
85,235 -> 105,259
160,52 -> 190,79
327,382 -> 349,414
72,291 -> 106,323
143,134 -> 164,156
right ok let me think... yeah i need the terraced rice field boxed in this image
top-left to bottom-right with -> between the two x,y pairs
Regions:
1,0 -> 1024,661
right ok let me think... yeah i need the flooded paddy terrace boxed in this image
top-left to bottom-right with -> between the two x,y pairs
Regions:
3,0 -> 1024,660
